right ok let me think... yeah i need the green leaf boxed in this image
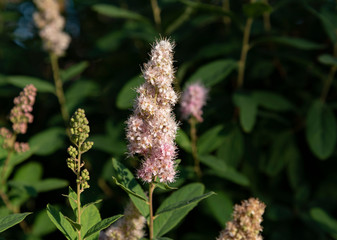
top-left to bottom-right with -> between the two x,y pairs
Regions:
83,199 -> 103,211
111,176 -> 147,201
154,181 -> 178,191
252,36 -> 324,50
233,92 -> 257,133
199,155 -> 249,186
32,178 -> 68,192
8,181 -> 37,197
31,210 -> 57,237
0,212 -> 32,233
197,125 -> 224,155
154,183 -> 205,237
216,126 -> 244,168
111,159 -> 149,218
46,204 -> 77,240
176,129 -> 192,153
60,61 -> 89,82
310,208 -> 337,235
264,132 -> 298,176
92,4 -> 148,22
64,216 -> 81,231
304,5 -> 337,43
156,191 -> 215,216
13,162 -> 42,183
83,214 -> 123,239
29,128 -> 66,156
205,191 -> 232,227
65,80 -> 100,113
67,187 -> 78,214
185,59 -> 237,87
306,101 -> 337,160
6,76 -> 55,93
116,76 -> 143,109
96,30 -> 125,52
243,2 -> 272,18
318,54 -> 337,66
252,90 -> 294,111
81,204 -> 101,240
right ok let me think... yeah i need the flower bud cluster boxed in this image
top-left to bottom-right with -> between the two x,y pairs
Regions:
180,82 -> 208,122
67,109 -> 93,192
217,198 -> 266,240
33,0 -> 71,56
70,108 -> 91,147
126,39 -> 179,183
100,202 -> 146,240
10,84 -> 37,134
0,85 -> 37,153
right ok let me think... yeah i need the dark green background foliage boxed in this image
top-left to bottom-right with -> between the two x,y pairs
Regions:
1,0 -> 337,239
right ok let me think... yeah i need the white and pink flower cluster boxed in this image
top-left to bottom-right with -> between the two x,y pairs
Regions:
33,0 -> 71,56
0,84 -> 37,153
180,82 -> 208,122
126,39 -> 179,183
100,202 -> 146,240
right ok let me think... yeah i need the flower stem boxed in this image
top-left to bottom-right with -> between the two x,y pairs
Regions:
149,182 -> 156,240
222,0 -> 231,30
76,147 -> 83,240
263,0 -> 271,32
50,53 -> 69,125
150,0 -> 161,30
237,17 -> 253,89
1,134 -> 16,185
321,43 -> 337,102
189,117 -> 202,178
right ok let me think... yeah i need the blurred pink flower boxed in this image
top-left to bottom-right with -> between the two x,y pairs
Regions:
0,85 -> 37,153
180,82 -> 208,122
10,84 -> 37,134
33,0 -> 71,56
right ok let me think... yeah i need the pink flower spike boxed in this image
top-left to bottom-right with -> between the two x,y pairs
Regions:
180,82 -> 208,122
10,84 -> 37,134
126,39 -> 179,183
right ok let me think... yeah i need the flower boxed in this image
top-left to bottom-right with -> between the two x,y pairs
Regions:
0,85 -> 37,153
10,84 -> 37,134
180,82 -> 208,122
217,198 -> 266,240
126,39 -> 179,183
100,202 -> 146,240
33,0 -> 71,56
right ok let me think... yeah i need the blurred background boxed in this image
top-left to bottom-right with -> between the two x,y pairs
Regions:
1,0 -> 337,239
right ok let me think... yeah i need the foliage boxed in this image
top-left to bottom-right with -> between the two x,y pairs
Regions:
1,0 -> 337,239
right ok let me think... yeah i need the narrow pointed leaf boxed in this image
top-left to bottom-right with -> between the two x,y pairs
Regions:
156,191 -> 215,216
111,158 -> 149,218
154,183 -> 205,237
64,216 -> 81,231
306,101 -> 337,160
46,204 -> 77,240
112,176 -> 147,202
83,214 -> 123,239
0,212 -> 32,233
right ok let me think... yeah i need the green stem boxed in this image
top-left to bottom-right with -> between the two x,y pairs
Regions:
189,117 -> 201,178
222,0 -> 231,30
50,53 -> 69,125
237,17 -> 253,88
150,0 -> 161,31
76,145 -> 83,240
149,182 -> 156,240
1,134 -> 16,185
321,43 -> 337,102
263,0 -> 271,32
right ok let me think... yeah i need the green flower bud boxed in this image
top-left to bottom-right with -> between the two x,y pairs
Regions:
81,141 -> 93,153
